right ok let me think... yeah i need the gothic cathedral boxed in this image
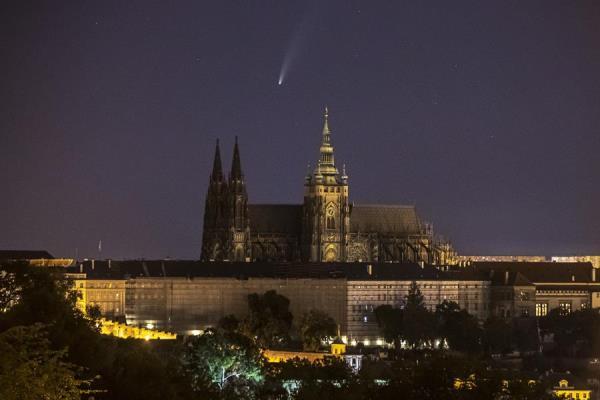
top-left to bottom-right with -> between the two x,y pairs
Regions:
201,109 -> 454,264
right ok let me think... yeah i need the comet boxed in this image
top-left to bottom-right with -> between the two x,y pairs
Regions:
277,2 -> 319,87
277,53 -> 293,87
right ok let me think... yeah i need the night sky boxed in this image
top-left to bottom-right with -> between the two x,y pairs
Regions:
2,1 -> 599,260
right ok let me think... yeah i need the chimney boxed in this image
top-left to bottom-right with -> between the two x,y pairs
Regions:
367,264 -> 372,276
419,261 -> 425,269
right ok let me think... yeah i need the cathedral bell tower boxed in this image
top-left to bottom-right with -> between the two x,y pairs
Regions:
302,108 -> 350,262
227,137 -> 250,261
201,138 -> 250,262
201,139 -> 229,261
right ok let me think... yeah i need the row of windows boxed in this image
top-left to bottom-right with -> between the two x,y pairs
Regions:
537,290 -> 587,295
535,301 -> 589,317
309,186 -> 344,193
350,294 -> 460,303
79,283 -> 123,289
350,284 -> 483,290
349,301 -> 488,314
88,293 -> 121,300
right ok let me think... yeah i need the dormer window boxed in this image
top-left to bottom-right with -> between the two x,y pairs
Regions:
559,380 -> 568,388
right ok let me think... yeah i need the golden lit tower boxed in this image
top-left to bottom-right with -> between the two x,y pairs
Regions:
302,107 -> 350,262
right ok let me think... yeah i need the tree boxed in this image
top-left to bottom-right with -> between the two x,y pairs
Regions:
482,316 -> 514,355
106,339 -> 199,400
219,314 -> 241,333
0,266 -> 21,312
374,304 -> 403,350
0,263 -> 103,369
183,328 -> 264,391
0,263 -> 83,326
266,357 -> 355,400
436,300 -> 482,353
0,324 -> 83,400
242,290 -> 293,348
540,308 -> 600,357
402,281 -> 436,349
299,309 -> 337,351
0,263 -> 198,400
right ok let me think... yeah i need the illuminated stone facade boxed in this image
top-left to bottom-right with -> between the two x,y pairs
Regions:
124,277 -> 346,335
346,278 -> 490,344
456,255 -> 600,269
551,378 -> 592,399
201,109 -> 454,264
66,260 -> 600,345
454,255 -> 547,267
68,261 -> 489,343
552,255 -> 600,269
70,275 -> 126,319
468,262 -> 600,318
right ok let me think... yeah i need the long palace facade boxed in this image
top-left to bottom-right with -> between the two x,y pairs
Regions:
67,260 -> 600,344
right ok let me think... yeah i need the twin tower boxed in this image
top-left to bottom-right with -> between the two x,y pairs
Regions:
201,108 -> 350,262
201,109 -> 440,264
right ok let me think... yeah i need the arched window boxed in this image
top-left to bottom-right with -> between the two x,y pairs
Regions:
326,216 -> 335,230
326,205 -> 336,230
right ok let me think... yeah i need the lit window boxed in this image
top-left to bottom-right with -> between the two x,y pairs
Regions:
559,301 -> 572,315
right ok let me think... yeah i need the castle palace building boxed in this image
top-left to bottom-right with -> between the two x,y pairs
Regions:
201,109 -> 453,264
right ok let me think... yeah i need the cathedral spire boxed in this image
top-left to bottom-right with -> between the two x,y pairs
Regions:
316,106 -> 337,177
322,106 -> 330,137
211,139 -> 223,182
231,136 -> 243,181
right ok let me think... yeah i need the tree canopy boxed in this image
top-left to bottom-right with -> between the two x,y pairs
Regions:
183,328 -> 264,390
242,290 -> 294,348
299,309 -> 337,351
0,324 -> 83,400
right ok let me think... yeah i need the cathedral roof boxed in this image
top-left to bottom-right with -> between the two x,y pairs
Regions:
350,204 -> 423,234
247,204 -> 302,235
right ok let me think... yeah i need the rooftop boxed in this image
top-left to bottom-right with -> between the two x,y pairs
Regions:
0,250 -> 55,260
66,260 -> 487,282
